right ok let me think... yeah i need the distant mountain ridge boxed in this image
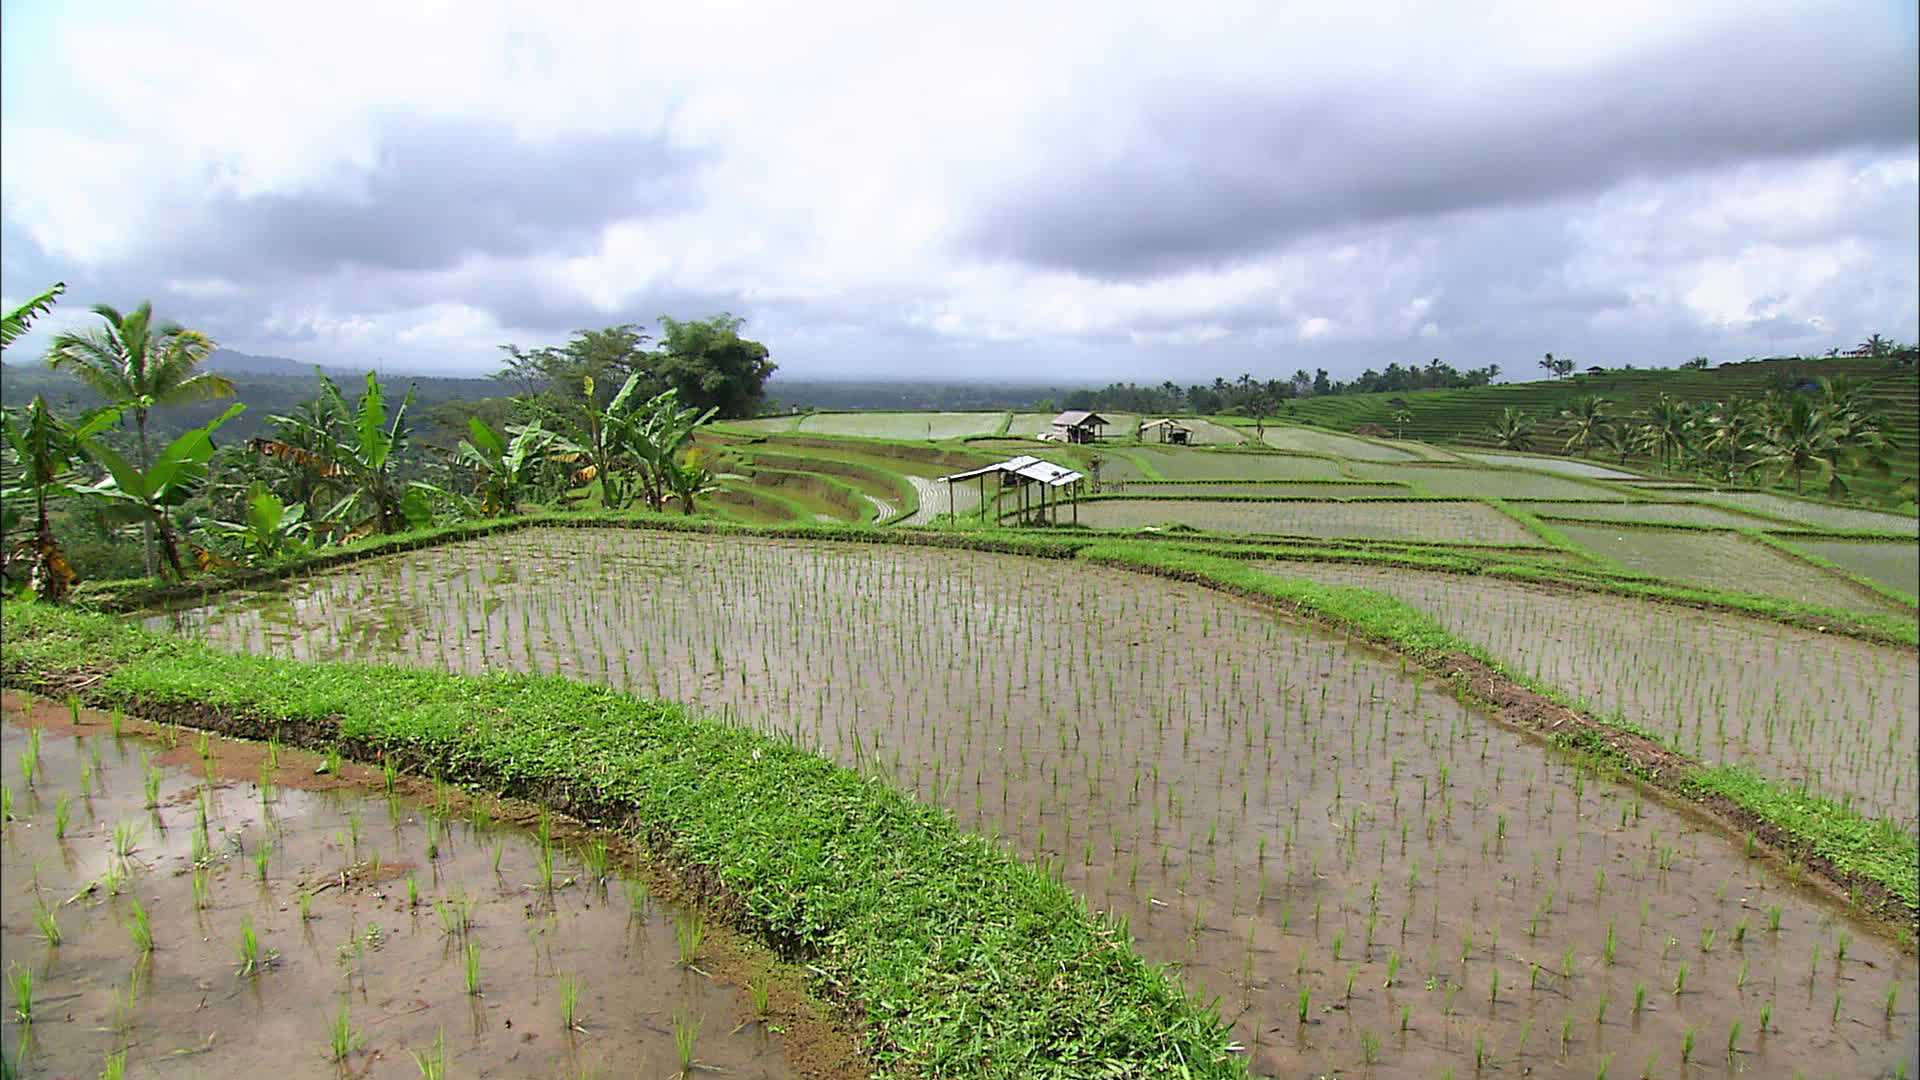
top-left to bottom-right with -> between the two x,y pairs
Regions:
202,348 -> 358,378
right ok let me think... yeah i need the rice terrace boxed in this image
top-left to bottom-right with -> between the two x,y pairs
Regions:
3,6 -> 1920,1071
5,319 -> 1919,1079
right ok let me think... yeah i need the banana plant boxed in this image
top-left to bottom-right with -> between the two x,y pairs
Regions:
205,480 -> 309,563
80,403 -> 245,580
627,389 -> 717,513
1,396 -> 121,600
252,372 -> 435,539
455,418 -> 558,516
663,447 -> 719,515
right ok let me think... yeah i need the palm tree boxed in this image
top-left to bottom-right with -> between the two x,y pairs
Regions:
1636,393 -> 1692,470
1487,408 -> 1536,451
46,302 -> 234,470
1698,397 -> 1760,480
46,302 -> 234,573
1,283 -> 64,350
1557,395 -> 1613,457
1748,398 -> 1843,495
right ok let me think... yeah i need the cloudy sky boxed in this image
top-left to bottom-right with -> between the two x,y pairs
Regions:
3,1 -> 1915,381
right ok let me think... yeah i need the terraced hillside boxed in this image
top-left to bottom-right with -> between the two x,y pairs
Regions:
1274,357 -> 1918,506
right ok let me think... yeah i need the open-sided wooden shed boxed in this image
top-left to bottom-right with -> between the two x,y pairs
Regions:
934,455 -> 1086,524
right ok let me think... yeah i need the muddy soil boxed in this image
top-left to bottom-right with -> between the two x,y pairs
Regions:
1254,559 -> 1920,830
1,693 -> 855,1079
148,529 -> 1920,1077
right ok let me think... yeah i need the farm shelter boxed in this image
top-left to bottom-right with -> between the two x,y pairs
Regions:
935,455 -> 1086,524
1047,410 -> 1109,444
1141,418 -> 1193,445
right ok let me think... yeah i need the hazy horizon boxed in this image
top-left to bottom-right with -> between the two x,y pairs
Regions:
3,2 -> 1915,382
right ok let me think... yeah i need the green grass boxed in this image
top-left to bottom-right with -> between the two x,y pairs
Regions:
1,601 -> 1245,1079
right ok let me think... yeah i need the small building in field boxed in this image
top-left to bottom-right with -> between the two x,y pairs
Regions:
934,455 -> 1086,524
1048,410 -> 1109,444
1141,418 -> 1193,445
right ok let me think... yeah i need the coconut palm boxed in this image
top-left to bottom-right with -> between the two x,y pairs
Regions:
1747,397 -> 1844,495
1635,393 -> 1693,469
1556,395 -> 1613,457
1697,397 -> 1761,480
1487,407 -> 1536,451
46,302 -> 234,573
46,302 -> 234,470
1,283 -> 64,350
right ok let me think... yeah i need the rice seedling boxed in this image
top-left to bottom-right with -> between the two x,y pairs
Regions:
326,1000 -> 360,1061
559,972 -> 583,1032
672,1007 -> 702,1078
125,898 -> 153,953
7,965 -> 31,1024
1680,1026 -> 1695,1064
53,795 -> 70,839
675,909 -> 706,968
298,888 -> 314,921
410,1028 -> 448,1079
34,903 -> 60,947
237,915 -> 264,975
19,727 -> 40,786
750,981 -> 771,1018
463,941 -> 482,995
112,819 -> 140,859
101,1050 -> 127,1080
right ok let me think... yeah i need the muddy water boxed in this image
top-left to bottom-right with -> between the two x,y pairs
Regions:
1253,559 -> 1920,832
151,529 -> 1920,1076
0,700 -> 800,1079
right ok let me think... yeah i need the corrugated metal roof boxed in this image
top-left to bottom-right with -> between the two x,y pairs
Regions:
936,454 -> 1080,486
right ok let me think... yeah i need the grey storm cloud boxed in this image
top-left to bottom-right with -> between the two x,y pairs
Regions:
172,115 -> 707,276
964,13 -> 1919,279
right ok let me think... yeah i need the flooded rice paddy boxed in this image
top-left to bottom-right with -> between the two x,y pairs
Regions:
1556,523 -> 1912,616
144,528 -> 1919,1077
1072,499 -> 1545,545
1,692 -> 818,1079
1253,560 -> 1920,831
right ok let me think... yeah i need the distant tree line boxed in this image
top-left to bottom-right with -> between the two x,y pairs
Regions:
1062,359 -> 1503,416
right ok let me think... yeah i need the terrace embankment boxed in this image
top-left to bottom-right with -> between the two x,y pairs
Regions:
106,526 -> 1920,1077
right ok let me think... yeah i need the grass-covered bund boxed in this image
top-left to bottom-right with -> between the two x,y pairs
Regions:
1,601 -> 1248,1079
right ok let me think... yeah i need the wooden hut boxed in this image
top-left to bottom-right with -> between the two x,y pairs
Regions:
1048,410 -> 1109,444
1141,418 -> 1192,445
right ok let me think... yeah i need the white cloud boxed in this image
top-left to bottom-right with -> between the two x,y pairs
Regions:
2,0 -> 1913,378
